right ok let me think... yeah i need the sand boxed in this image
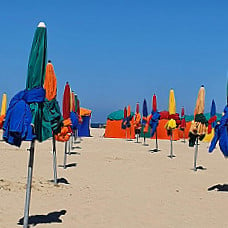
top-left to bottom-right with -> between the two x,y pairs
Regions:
1,128 -> 228,227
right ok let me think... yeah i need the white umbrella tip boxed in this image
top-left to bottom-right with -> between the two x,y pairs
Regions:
38,22 -> 46,28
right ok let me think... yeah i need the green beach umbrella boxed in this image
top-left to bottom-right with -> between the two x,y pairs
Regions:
23,22 -> 47,228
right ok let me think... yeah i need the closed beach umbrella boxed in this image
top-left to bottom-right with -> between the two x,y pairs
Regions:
142,99 -> 148,145
168,89 -> 176,158
124,106 -> 127,118
210,99 -> 216,128
194,86 -> 205,117
63,82 -> 71,120
169,89 -> 176,115
43,60 -> 63,185
136,102 -> 139,114
0,93 -> 7,128
192,85 -> 206,171
0,93 -> 7,116
151,94 -> 160,152
24,21 -> 47,228
152,94 -> 157,113
43,61 -> 57,101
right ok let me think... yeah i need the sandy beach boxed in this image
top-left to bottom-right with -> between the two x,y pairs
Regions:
1,128 -> 228,227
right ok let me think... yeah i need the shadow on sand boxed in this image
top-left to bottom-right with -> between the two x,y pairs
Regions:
18,210 -> 66,227
208,184 -> 228,192
58,163 -> 77,169
49,177 -> 70,185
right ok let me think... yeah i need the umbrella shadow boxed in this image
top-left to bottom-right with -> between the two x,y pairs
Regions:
49,177 -> 70,185
67,151 -> 81,155
149,148 -> 161,153
17,209 -> 66,227
142,143 -> 149,146
167,155 -> 176,159
58,163 -> 77,169
208,184 -> 228,192
72,146 -> 82,150
191,166 -> 207,171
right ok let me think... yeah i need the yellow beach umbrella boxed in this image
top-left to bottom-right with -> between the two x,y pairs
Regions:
0,93 -> 7,116
168,89 -> 176,158
169,89 -> 176,115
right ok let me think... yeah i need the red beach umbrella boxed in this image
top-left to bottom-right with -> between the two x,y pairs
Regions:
62,82 -> 71,120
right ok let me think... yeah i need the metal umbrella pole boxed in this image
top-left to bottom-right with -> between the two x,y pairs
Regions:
155,130 -> 158,151
63,141 -> 67,169
23,140 -> 35,228
52,136 -> 58,185
193,137 -> 199,171
169,130 -> 174,158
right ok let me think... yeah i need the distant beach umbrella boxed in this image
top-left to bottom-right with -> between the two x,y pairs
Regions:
0,93 -> 7,116
210,99 -> 216,128
168,89 -> 176,115
124,107 -> 127,118
142,99 -> 149,145
62,82 -> 71,120
152,94 -> 157,113
181,107 -> 185,118
136,102 -> 139,114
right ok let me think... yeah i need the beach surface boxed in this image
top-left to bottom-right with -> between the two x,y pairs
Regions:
1,128 -> 228,228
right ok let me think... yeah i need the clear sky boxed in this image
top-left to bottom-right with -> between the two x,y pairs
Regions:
1,1 -> 228,122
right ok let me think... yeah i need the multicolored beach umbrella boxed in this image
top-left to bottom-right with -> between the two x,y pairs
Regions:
189,85 -> 207,171
134,102 -> 141,143
24,21 -> 47,227
43,60 -> 63,184
150,94 -> 160,152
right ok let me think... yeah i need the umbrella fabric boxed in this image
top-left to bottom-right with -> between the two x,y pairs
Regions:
74,94 -> 78,113
210,99 -> 216,130
3,88 -> 44,146
166,89 -> 178,133
4,23 -> 48,144
136,102 -> 139,114
142,99 -> 150,133
122,106 -> 133,129
180,107 -> 186,130
71,92 -> 76,112
26,22 -> 51,142
1,93 -> 7,116
43,62 -> 56,101
134,103 -> 141,134
55,119 -> 72,142
0,93 -> 7,128
168,89 -> 176,115
124,107 -> 127,118
70,111 -> 79,130
209,106 -> 228,157
152,94 -> 157,112
62,82 -> 71,120
149,111 -> 160,137
26,23 -> 47,90
194,86 -> 205,116
43,61 -> 63,135
189,86 -> 207,147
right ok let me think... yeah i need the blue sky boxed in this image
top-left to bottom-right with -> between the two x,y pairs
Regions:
1,1 -> 228,122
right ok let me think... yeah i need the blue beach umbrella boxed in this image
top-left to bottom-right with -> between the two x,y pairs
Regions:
210,99 -> 216,128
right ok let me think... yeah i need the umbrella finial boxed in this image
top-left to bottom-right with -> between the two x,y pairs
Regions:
48,60 -> 52,63
38,22 -> 46,28
201,85 -> 204,87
